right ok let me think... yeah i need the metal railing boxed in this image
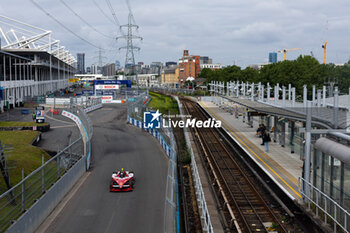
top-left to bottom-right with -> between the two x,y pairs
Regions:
0,94 -> 97,232
45,96 -> 102,108
127,90 -> 150,122
176,96 -> 214,233
0,137 -> 83,232
299,177 -> 350,233
163,126 -> 178,233
150,87 -> 195,96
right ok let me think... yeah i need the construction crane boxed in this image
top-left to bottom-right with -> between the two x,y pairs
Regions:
322,41 -> 327,64
278,48 -> 301,61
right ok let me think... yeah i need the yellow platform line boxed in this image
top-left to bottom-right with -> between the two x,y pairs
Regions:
228,124 -> 299,186
202,102 -> 302,199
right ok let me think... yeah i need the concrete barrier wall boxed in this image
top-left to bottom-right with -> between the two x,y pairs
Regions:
6,157 -> 86,233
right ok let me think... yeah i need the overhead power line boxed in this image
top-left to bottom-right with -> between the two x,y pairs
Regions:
125,0 -> 140,35
59,0 -> 113,39
105,0 -> 124,36
92,0 -> 115,25
125,0 -> 137,25
30,0 -> 103,49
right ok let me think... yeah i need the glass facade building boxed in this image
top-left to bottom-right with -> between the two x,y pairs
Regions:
77,53 -> 85,74
269,52 -> 277,63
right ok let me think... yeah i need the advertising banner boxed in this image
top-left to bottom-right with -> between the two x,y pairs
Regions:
95,85 -> 119,90
101,96 -> 113,103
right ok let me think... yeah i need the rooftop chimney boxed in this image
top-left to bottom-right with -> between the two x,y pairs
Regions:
183,50 -> 189,57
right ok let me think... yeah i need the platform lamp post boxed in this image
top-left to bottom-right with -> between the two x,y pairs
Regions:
227,81 -> 230,97
282,86 -> 286,107
275,83 -> 279,105
303,85 -> 307,109
323,86 -> 327,107
348,88 -> 350,113
243,81 -> 246,97
291,88 -> 296,107
333,87 -> 339,129
212,81 -> 215,95
288,84 -> 292,101
313,85 -> 317,105
304,100 -> 312,200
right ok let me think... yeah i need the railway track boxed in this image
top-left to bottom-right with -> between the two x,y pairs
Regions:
181,98 -> 288,233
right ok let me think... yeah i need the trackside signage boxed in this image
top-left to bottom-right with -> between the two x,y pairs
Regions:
101,96 -> 113,103
143,110 -> 221,129
95,85 -> 119,90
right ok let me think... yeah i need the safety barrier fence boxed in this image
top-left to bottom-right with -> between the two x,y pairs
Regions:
61,98 -> 96,170
0,138 -> 83,233
83,103 -> 103,113
0,97 -> 98,232
45,96 -> 102,107
175,96 -> 214,233
0,93 -> 99,233
299,177 -> 350,233
127,116 -> 174,164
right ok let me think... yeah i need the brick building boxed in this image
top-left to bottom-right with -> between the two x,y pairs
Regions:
178,50 -> 200,86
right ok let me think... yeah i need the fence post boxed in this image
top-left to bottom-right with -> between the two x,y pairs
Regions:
345,212 -> 347,232
21,169 -> 25,212
334,205 -> 337,232
325,196 -> 328,224
316,191 -> 319,217
57,155 -> 60,178
42,155 -> 45,193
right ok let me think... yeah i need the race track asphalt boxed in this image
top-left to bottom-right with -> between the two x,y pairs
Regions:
43,104 -> 168,233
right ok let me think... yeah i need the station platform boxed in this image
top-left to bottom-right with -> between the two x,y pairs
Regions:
198,100 -> 303,201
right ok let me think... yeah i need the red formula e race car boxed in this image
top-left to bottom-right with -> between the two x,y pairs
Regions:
109,170 -> 135,192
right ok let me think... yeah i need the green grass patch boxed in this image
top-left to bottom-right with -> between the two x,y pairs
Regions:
148,92 -> 179,115
0,131 -> 64,232
0,121 -> 49,127
0,131 -> 51,190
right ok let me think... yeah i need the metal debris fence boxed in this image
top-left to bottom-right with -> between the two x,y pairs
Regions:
0,96 -> 99,232
0,138 -> 83,232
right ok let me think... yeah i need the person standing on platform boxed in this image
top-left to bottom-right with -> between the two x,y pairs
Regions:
256,124 -> 266,145
262,129 -> 271,152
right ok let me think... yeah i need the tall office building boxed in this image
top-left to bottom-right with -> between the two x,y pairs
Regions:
91,64 -> 98,74
102,63 -> 116,76
77,53 -> 85,74
200,56 -> 212,65
269,52 -> 277,63
115,60 -> 121,69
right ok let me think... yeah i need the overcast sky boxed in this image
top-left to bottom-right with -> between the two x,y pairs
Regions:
1,0 -> 350,68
